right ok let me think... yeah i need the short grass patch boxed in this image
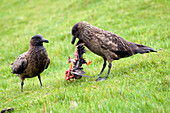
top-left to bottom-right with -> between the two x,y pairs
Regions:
0,0 -> 169,112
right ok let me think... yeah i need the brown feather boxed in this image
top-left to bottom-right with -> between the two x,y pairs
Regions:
11,52 -> 28,74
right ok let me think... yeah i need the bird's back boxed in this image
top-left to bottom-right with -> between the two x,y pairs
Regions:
82,24 -> 155,60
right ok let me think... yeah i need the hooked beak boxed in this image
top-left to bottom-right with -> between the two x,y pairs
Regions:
41,38 -> 49,43
71,36 -> 76,44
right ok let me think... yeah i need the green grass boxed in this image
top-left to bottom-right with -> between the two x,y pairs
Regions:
0,0 -> 169,112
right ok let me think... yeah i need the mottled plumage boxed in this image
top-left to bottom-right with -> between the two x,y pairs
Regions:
71,21 -> 156,81
11,35 -> 50,92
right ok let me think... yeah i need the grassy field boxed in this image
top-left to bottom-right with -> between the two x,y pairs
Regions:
0,0 -> 169,112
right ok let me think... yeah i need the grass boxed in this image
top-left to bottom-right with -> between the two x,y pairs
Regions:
0,0 -> 169,112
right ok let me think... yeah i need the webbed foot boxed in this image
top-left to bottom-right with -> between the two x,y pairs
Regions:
96,77 -> 108,81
